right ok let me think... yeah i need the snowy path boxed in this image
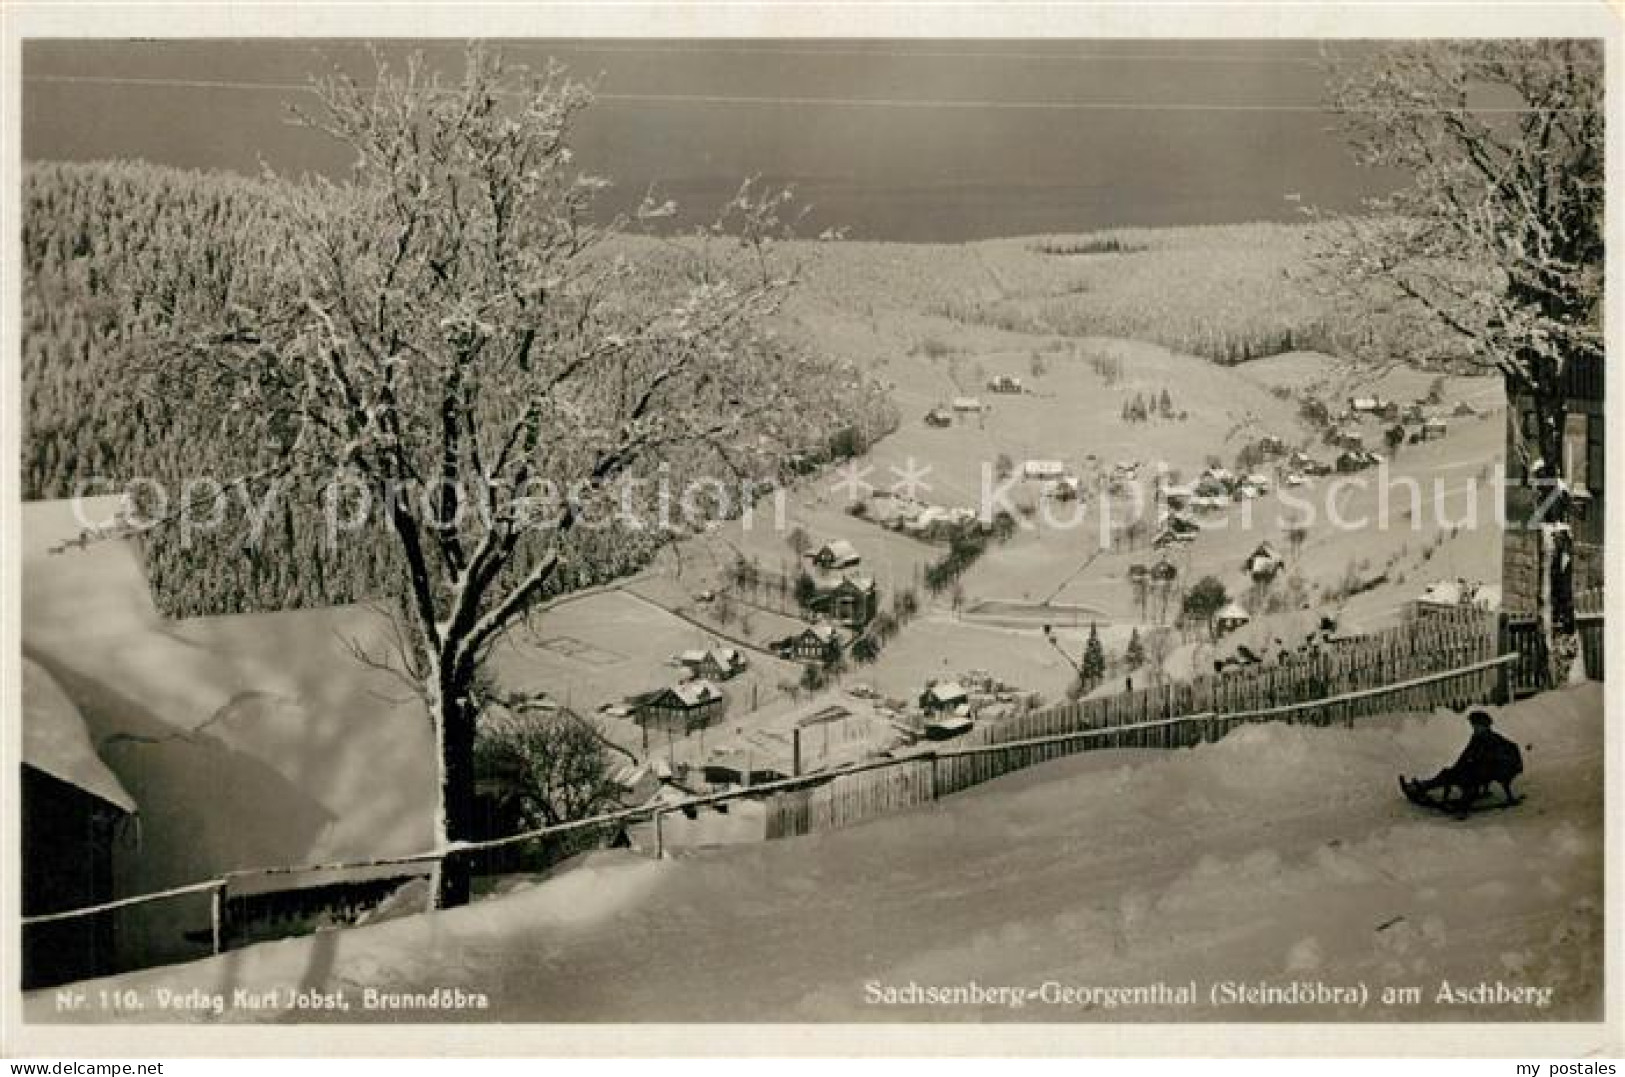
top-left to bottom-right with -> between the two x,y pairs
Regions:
31,685 -> 1603,1024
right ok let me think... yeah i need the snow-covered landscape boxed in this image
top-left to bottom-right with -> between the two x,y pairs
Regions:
12,33 -> 1608,1047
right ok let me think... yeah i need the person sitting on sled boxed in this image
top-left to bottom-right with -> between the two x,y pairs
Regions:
1404,710 -> 1523,809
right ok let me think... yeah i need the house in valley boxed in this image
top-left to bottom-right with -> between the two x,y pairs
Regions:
810,538 -> 861,570
808,574 -> 879,629
1243,542 -> 1284,581
632,680 -> 727,749
776,624 -> 844,664
1023,459 -> 1067,481
676,647 -> 748,682
919,680 -> 970,715
1213,602 -> 1252,636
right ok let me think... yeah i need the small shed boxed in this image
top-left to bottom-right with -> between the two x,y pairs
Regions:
924,408 -> 953,428
1023,460 -> 1067,481
919,680 -> 969,714
952,396 -> 986,413
810,538 -> 861,569
1243,542 -> 1284,580
678,647 -> 748,681
1214,602 -> 1252,636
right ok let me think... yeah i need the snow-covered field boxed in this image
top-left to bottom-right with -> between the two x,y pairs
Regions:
30,684 -> 1602,1024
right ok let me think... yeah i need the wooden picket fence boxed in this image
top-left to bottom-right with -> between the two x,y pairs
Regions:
765,608 -> 1503,839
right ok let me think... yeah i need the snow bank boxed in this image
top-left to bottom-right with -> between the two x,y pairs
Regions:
30,684 -> 1602,1024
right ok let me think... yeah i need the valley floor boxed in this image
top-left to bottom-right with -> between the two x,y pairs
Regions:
30,684 -> 1603,1025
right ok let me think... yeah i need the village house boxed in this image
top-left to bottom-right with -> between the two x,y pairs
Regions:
776,624 -> 844,664
1043,474 -> 1083,501
810,538 -> 861,570
21,658 -> 137,989
1213,602 -> 1252,636
987,374 -> 1023,393
1243,542 -> 1284,581
923,407 -> 953,428
1161,484 -> 1194,509
677,646 -> 748,682
1258,434 -> 1286,456
952,396 -> 986,414
701,750 -> 791,789
808,573 -> 879,629
1410,578 -> 1501,620
1151,559 -> 1179,583
900,503 -> 968,537
1336,449 -> 1377,473
919,680 -> 969,714
632,680 -> 727,750
1420,416 -> 1448,441
1501,352 -> 1604,637
1023,459 -> 1067,481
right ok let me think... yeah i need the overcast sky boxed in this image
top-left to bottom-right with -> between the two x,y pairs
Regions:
23,39 -> 1399,242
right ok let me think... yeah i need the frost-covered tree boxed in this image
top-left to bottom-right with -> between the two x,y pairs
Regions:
1124,626 -> 1146,671
1324,41 -> 1601,671
1081,622 -> 1107,688
116,47 -> 861,907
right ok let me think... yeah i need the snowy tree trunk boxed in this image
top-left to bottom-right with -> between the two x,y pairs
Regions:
434,668 -> 478,910
1527,382 -> 1579,690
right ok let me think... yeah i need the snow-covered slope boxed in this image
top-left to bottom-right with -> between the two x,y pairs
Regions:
29,684 -> 1602,1024
21,498 -> 435,970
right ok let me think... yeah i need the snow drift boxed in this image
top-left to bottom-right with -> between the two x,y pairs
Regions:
28,682 -> 1603,1024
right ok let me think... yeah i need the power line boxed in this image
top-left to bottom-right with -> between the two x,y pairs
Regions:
23,74 -> 1588,114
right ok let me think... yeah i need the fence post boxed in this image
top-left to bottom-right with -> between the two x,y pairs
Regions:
1496,656 -> 1512,706
927,754 -> 939,801
210,881 -> 225,956
654,811 -> 665,860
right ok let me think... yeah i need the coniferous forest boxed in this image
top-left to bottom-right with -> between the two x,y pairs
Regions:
23,161 -> 896,618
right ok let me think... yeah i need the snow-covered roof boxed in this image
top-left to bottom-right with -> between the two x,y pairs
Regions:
926,681 -> 968,702
1418,580 -> 1464,606
1215,602 -> 1252,623
1023,460 -> 1066,477
671,680 -> 723,707
952,396 -> 984,410
22,658 -> 136,813
815,538 -> 860,562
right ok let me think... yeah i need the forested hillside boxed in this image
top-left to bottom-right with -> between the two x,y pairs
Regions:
22,161 -> 896,618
